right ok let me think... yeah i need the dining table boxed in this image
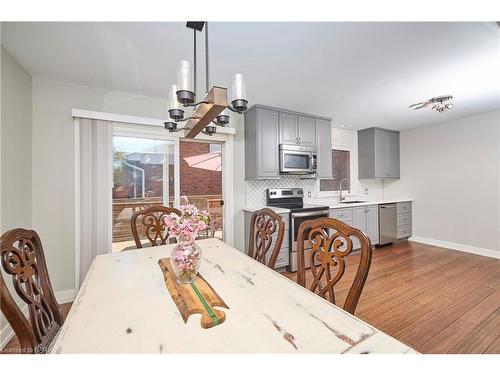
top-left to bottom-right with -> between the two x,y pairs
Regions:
51,238 -> 418,353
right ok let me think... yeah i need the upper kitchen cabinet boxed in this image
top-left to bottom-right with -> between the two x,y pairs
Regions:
358,127 -> 400,179
245,106 -> 280,179
316,119 -> 333,179
298,116 -> 316,146
279,113 -> 317,147
245,105 -> 331,179
279,112 -> 298,144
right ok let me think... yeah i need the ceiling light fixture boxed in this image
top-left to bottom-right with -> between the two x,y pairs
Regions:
165,22 -> 249,138
409,95 -> 454,113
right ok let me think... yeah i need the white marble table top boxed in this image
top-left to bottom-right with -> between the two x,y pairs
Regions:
51,238 -> 417,354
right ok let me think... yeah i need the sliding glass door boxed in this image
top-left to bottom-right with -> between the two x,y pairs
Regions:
180,140 -> 224,240
112,136 -> 176,251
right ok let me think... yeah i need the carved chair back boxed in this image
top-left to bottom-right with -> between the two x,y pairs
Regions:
296,218 -> 372,315
131,206 -> 181,248
248,208 -> 285,269
0,229 -> 63,353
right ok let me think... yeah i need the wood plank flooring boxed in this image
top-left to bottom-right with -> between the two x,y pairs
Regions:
282,240 -> 500,354
2,241 -> 499,354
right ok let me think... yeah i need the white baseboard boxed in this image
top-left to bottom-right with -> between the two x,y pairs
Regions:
1,288 -> 76,349
409,236 -> 500,259
55,289 -> 76,304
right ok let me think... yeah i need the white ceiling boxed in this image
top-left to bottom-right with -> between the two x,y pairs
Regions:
2,22 -> 499,130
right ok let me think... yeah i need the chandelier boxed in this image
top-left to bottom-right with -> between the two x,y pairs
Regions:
164,22 -> 248,137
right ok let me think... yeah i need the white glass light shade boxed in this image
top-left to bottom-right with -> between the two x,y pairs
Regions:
168,85 -> 180,110
231,73 -> 247,101
177,60 -> 193,92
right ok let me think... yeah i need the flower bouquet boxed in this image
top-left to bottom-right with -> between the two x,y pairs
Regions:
164,204 -> 210,284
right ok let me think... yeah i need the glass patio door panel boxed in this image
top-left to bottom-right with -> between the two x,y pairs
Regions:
112,136 -> 176,251
180,140 -> 223,240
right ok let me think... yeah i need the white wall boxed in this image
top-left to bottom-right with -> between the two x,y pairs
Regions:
385,110 -> 500,254
0,46 -> 33,345
1,47 -> 32,231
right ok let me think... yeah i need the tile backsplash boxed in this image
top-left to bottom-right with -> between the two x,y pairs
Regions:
244,128 -> 385,207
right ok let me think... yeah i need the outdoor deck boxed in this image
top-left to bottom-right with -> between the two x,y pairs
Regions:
112,195 -> 223,251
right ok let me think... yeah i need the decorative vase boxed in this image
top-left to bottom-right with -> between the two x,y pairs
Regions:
169,237 -> 203,284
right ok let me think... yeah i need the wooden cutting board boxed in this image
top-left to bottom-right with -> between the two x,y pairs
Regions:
158,258 -> 229,329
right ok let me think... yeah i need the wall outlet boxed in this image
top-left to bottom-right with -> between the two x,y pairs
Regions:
364,188 -> 369,195
307,191 -> 312,198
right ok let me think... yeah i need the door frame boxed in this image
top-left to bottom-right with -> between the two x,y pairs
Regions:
73,110 -> 235,290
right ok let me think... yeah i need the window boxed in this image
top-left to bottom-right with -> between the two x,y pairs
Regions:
319,149 -> 350,191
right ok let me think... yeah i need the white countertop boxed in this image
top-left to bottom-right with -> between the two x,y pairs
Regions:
326,198 -> 413,209
244,199 -> 412,213
52,238 -> 417,353
244,206 -> 291,214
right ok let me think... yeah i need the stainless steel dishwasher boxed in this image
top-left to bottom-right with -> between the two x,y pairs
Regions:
379,204 -> 397,245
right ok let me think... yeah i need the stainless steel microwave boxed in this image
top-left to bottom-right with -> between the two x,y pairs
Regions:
279,144 -> 317,175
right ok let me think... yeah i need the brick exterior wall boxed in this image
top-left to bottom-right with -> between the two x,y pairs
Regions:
180,141 -> 222,196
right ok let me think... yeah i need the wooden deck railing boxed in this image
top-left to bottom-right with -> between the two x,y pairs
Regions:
112,195 -> 223,243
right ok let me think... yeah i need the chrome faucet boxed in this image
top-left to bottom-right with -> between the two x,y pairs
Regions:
339,178 -> 350,201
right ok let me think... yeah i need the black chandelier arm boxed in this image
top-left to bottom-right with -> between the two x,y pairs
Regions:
177,116 -> 197,122
182,100 -> 211,108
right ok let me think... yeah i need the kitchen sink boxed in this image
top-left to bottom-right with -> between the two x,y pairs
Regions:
339,200 -> 366,204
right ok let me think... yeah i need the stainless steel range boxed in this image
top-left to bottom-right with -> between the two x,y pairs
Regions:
266,188 -> 330,272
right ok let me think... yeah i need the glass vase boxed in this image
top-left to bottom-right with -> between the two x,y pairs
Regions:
169,238 -> 203,284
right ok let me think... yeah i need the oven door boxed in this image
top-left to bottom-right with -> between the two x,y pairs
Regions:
280,150 -> 312,174
289,210 -> 330,272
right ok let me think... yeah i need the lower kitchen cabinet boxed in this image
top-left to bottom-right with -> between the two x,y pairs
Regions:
396,201 -> 412,239
331,206 -> 379,250
353,205 -> 379,246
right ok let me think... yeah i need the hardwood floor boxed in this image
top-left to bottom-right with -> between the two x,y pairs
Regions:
282,240 -> 500,354
2,241 -> 499,354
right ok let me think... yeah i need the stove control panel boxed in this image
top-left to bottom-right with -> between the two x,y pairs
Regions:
267,188 -> 304,200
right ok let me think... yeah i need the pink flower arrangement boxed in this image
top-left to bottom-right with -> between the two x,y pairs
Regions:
164,204 -> 210,244
165,205 -> 209,283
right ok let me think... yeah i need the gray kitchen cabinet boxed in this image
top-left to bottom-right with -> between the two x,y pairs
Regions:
245,105 -> 331,178
244,106 -> 280,179
365,205 -> 379,245
279,112 -> 298,145
298,116 -> 316,146
396,201 -> 412,239
316,118 -> 333,179
352,205 -> 379,247
358,127 -> 400,179
279,112 -> 317,147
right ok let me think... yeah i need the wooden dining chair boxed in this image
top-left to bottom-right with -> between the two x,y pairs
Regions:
247,208 -> 285,269
131,205 -> 181,248
296,218 -> 372,315
0,228 -> 64,354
